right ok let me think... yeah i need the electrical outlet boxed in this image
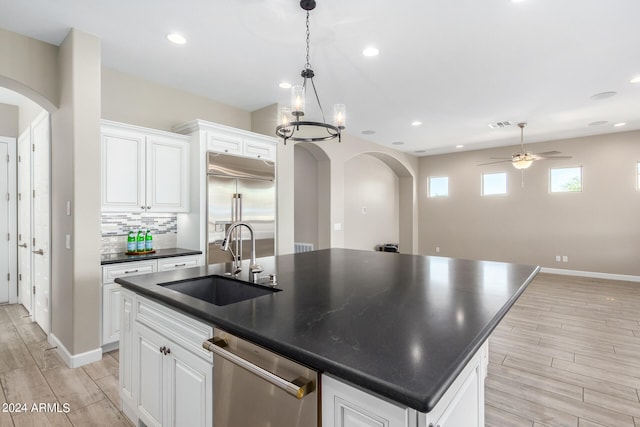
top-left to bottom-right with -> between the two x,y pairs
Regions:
435,246 -> 440,253
361,206 -> 367,215
555,255 -> 561,262
562,255 -> 568,263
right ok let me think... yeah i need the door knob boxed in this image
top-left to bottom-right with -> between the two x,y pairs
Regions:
19,243 -> 27,248
32,249 -> 44,255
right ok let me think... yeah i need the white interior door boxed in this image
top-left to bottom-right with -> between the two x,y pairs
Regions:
31,113 -> 50,334
18,129 -> 32,314
0,139 -> 9,303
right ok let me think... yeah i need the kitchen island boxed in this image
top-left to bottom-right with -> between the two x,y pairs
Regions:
116,248 -> 539,426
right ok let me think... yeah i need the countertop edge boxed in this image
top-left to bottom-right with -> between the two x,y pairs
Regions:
101,248 -> 202,265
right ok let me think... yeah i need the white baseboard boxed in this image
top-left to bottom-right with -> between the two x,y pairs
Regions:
48,333 -> 103,368
540,267 -> 640,283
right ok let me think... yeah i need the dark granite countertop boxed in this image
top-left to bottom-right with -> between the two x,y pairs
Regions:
115,248 -> 539,412
101,248 -> 202,265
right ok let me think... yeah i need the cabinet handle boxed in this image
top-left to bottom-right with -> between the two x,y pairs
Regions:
428,424 -> 440,427
124,269 -> 139,274
166,348 -> 171,355
160,346 -> 166,354
174,263 -> 186,267
147,206 -> 151,210
141,206 -> 145,210
224,149 -> 228,152
19,243 -> 27,248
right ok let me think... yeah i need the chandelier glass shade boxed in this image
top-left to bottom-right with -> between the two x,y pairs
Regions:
276,0 -> 345,144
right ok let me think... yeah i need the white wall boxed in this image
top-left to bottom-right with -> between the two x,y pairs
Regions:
344,154 -> 399,251
294,145 -> 319,248
419,130 -> 640,276
0,103 -> 18,136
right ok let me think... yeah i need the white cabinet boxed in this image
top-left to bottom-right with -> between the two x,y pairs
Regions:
101,255 -> 203,347
101,121 -> 190,213
120,288 -> 213,427
322,341 -> 487,427
204,126 -> 276,160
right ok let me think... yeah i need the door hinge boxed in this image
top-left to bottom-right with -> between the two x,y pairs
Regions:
6,273 -> 9,281
33,285 -> 35,295
18,154 -> 21,163
32,189 -> 35,198
18,273 -> 22,281
6,193 -> 9,201
33,237 -> 36,246
32,144 -> 35,152
5,154 -> 8,163
6,233 -> 9,241
18,192 -> 21,201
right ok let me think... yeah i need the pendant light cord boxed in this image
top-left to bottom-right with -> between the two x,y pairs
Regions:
303,10 -> 327,124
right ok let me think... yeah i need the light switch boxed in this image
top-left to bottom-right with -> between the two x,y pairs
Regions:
66,201 -> 71,216
333,223 -> 342,231
65,234 -> 71,249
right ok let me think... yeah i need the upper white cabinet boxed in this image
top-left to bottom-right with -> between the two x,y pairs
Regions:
101,121 -> 190,213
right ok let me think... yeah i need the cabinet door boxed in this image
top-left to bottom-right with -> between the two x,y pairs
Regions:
322,375 -> 409,427
135,322 -> 165,427
430,363 -> 482,427
206,131 -> 242,155
102,284 -> 121,345
120,290 -> 136,423
243,138 -> 276,161
146,136 -> 190,213
101,129 -> 146,212
165,341 -> 213,427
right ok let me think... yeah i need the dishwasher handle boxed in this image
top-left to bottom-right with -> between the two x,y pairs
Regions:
203,337 -> 315,399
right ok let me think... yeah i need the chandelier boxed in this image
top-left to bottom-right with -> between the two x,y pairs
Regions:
276,0 -> 346,144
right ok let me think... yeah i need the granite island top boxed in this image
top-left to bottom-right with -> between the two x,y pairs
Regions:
115,248 -> 539,412
100,247 -> 202,265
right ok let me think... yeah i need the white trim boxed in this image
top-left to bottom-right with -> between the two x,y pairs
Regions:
0,136 -> 17,304
540,267 -> 640,283
48,333 -> 102,368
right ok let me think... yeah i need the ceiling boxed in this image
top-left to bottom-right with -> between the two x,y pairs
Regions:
1,0 -> 639,156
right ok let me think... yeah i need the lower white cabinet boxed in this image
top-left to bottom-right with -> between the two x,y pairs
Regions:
120,288 -> 213,427
102,254 -> 203,347
322,341 -> 487,427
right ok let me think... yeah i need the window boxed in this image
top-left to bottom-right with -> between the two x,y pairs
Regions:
550,166 -> 582,193
428,176 -> 448,197
482,172 -> 507,196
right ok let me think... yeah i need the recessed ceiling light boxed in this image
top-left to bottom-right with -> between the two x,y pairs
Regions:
456,145 -> 464,149
630,76 -> 640,84
411,121 -> 422,126
361,130 -> 376,135
511,0 -> 526,3
588,120 -> 608,126
391,141 -> 404,145
279,82 -> 292,89
166,33 -> 187,45
613,122 -> 627,127
590,91 -> 616,101
362,47 -> 379,57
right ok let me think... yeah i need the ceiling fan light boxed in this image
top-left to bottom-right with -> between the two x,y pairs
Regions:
512,159 -> 533,170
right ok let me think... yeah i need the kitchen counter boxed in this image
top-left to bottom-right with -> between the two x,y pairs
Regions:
115,248 -> 538,412
101,247 -> 202,265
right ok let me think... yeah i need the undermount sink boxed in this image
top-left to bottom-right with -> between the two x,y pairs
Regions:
159,275 -> 281,306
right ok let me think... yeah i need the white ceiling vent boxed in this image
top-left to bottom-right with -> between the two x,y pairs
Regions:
488,121 -> 513,129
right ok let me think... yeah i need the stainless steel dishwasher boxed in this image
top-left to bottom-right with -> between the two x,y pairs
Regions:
202,329 -> 318,427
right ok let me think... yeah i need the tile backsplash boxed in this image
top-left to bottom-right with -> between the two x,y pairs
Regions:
101,213 -> 178,254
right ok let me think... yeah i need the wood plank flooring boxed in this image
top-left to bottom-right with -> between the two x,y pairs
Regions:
0,304 -> 131,427
1,272 -> 639,426
486,273 -> 640,427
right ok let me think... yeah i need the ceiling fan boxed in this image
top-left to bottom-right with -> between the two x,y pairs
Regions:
478,122 -> 571,170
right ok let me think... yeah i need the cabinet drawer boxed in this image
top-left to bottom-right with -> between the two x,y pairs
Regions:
157,255 -> 201,272
102,260 -> 157,284
207,132 -> 242,155
135,294 -> 213,362
243,140 -> 275,160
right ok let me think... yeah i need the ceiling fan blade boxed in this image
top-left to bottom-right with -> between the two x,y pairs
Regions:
535,155 -> 572,160
534,151 -> 561,156
478,159 -> 512,166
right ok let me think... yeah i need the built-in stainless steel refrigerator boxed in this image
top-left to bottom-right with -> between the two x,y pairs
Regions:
207,152 -> 275,265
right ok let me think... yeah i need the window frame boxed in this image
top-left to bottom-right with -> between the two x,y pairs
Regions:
428,176 -> 449,198
549,166 -> 583,193
481,171 -> 508,196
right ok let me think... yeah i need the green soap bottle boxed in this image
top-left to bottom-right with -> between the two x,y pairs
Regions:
137,229 -> 146,252
145,228 -> 153,251
127,230 -> 137,253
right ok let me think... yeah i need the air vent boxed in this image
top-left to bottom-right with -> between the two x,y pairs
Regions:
488,121 -> 513,129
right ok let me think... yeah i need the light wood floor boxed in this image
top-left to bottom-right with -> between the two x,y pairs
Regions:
1,273 -> 639,426
486,273 -> 640,427
0,304 -> 132,427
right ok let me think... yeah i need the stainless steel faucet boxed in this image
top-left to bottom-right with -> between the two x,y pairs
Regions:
220,221 -> 263,280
